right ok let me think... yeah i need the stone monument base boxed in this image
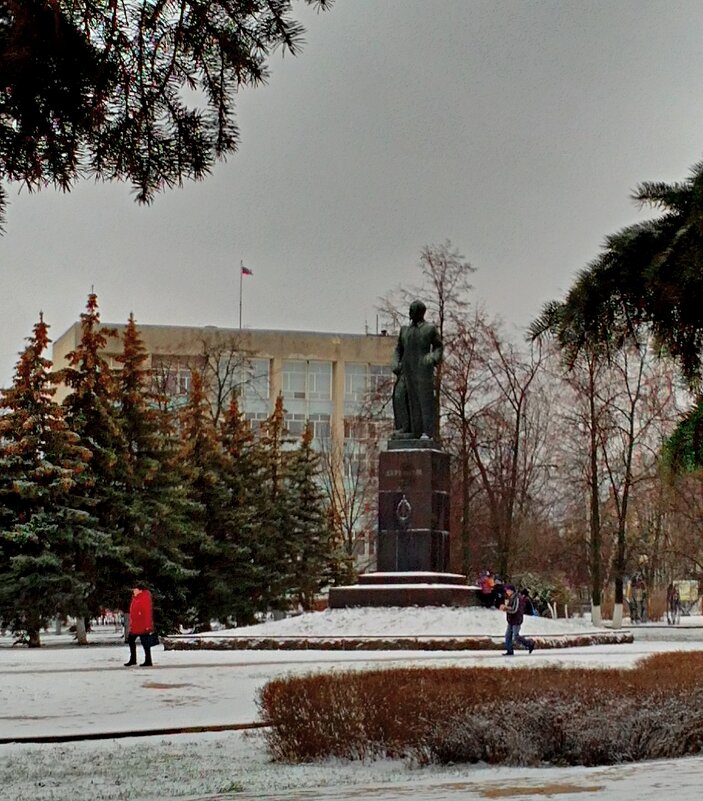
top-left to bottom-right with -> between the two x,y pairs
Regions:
328,571 -> 478,609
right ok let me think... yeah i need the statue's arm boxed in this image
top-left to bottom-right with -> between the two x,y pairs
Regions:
392,328 -> 405,374
424,326 -> 443,366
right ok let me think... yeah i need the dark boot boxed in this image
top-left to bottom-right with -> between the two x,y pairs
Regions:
140,646 -> 152,667
125,634 -> 138,665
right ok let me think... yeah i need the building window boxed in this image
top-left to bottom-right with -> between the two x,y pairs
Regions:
284,412 -> 331,441
344,362 -> 393,413
310,414 -> 331,440
282,360 -> 332,401
151,357 -> 192,397
282,360 -> 307,399
344,363 -> 369,403
229,357 -> 270,400
369,363 -> 393,395
307,361 -> 332,400
244,411 -> 269,434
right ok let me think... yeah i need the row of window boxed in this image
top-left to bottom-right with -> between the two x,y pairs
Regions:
152,357 -> 392,405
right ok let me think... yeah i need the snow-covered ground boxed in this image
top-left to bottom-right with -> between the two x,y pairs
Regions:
0,608 -> 702,800
191,604 -> 610,638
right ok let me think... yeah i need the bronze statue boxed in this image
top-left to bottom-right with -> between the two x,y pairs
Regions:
391,300 -> 443,440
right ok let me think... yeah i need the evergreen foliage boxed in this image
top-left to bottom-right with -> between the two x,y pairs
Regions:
663,395 -> 703,473
178,370 -> 231,630
0,315 -> 96,645
219,396 -> 268,625
249,394 -> 293,612
0,0 -> 331,227
114,313 -> 198,630
57,293 -> 131,620
529,159 -> 703,388
286,423 -> 345,610
0,304 -> 353,640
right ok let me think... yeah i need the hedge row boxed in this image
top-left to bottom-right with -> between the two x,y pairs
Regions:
258,652 -> 703,766
164,632 -> 633,650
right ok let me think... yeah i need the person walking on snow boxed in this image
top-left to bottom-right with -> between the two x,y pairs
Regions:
500,584 -> 535,656
124,586 -> 155,667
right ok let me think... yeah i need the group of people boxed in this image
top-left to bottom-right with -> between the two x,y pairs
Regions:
477,570 -> 505,608
122,575 -> 541,663
478,570 -> 537,656
626,571 -> 648,624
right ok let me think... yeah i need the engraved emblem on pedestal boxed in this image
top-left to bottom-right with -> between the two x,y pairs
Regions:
396,495 -> 412,528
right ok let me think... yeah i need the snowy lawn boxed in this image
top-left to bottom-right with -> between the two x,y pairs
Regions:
176,604 -> 613,639
0,610 -> 702,799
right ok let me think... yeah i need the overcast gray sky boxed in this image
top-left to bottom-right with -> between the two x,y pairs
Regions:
3,0 -> 703,385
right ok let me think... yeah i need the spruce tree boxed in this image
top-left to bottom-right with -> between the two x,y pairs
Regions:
178,371 -> 231,630
114,313 -> 198,630
254,394 -> 296,611
219,396 -> 268,625
57,293 -> 129,629
0,315 -> 95,646
285,424 -> 345,610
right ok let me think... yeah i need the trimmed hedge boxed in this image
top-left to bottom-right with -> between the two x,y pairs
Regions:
164,632 -> 632,650
258,652 -> 703,766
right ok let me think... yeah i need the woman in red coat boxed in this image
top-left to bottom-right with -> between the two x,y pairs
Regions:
125,586 -> 155,667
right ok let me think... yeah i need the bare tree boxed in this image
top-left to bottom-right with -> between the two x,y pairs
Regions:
149,332 -> 261,425
470,328 -> 549,578
317,373 -> 393,573
191,332 -> 256,425
443,313 -> 552,578
546,338 -> 683,624
318,424 -> 379,573
442,308 -> 493,573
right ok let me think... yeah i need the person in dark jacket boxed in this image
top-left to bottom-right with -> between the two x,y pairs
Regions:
500,584 -> 535,656
124,586 -> 155,667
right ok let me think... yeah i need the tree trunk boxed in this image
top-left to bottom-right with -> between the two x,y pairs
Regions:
74,617 -> 88,645
612,574 -> 624,630
589,389 -> 602,612
612,602 -> 623,628
461,445 -> 471,575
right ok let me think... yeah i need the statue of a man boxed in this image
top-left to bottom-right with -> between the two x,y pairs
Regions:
391,300 -> 443,440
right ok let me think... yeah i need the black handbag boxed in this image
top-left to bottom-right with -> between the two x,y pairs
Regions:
142,632 -> 159,648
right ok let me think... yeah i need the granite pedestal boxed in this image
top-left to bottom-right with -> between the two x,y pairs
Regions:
328,439 -> 475,609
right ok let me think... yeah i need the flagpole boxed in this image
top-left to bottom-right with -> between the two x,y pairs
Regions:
239,260 -> 243,329
239,260 -> 253,328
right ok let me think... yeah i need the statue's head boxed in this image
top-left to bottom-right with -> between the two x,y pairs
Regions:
409,300 -> 426,323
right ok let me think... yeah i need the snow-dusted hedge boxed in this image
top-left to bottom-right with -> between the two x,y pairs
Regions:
258,653 -> 703,766
165,632 -> 632,650
423,694 -> 703,767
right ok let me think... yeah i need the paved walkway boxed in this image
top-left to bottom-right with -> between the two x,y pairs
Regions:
182,758 -> 703,801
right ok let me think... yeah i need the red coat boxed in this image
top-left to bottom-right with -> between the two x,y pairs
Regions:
129,590 -> 154,635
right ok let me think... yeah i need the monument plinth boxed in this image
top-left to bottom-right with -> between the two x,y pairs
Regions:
328,439 -> 476,609
377,441 -> 449,572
